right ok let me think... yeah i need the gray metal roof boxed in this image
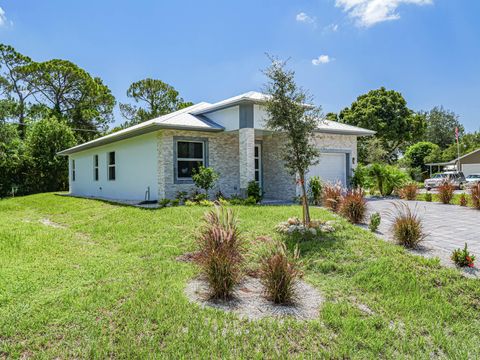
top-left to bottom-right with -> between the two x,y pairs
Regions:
58,103 -> 224,155
59,91 -> 374,155
316,120 -> 375,136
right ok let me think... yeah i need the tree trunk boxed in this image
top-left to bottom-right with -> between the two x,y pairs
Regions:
300,174 -> 311,226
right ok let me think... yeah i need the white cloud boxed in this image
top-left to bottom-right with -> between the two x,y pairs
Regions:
312,55 -> 332,65
335,0 -> 433,27
325,23 -> 339,32
0,7 -> 7,27
296,12 -> 316,25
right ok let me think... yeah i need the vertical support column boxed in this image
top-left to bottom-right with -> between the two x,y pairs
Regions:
239,127 -> 255,197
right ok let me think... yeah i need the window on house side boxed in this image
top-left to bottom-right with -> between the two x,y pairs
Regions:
176,141 -> 204,179
72,159 -> 76,182
94,155 -> 99,181
108,152 -> 116,181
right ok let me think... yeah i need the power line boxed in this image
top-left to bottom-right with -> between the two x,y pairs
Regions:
7,121 -> 99,132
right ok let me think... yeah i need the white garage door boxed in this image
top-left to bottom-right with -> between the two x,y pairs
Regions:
306,152 -> 347,187
462,164 -> 480,177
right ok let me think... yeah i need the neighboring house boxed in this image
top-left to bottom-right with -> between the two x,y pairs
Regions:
59,91 -> 374,202
426,148 -> 480,177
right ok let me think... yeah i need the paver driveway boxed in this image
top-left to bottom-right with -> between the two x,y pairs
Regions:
366,199 -> 480,266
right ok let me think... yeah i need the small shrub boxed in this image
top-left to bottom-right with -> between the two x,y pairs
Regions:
159,198 -> 170,207
215,190 -> 226,201
228,197 -> 244,205
195,193 -> 208,202
259,241 -> 301,304
437,181 -> 455,204
218,198 -> 230,206
192,165 -> 219,198
247,180 -> 262,203
244,196 -> 258,206
470,183 -> 480,209
185,200 -> 196,206
323,182 -> 343,212
369,212 -> 381,232
340,189 -> 367,224
176,191 -> 188,203
459,193 -> 468,207
398,183 -> 419,200
170,199 -> 180,207
391,203 -> 426,249
196,206 -> 244,300
451,243 -> 475,268
199,199 -> 215,206
308,176 -> 323,205
425,192 -> 432,202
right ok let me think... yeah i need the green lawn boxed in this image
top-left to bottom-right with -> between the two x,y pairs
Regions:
416,192 -> 475,206
1,194 -> 479,358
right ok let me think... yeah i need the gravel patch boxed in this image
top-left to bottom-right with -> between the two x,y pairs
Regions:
40,218 -> 66,229
185,276 -> 323,321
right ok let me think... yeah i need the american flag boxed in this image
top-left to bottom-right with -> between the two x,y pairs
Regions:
455,127 -> 459,141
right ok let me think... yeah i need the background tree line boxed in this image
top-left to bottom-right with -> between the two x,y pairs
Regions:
0,43 -> 191,197
328,87 -> 480,180
2,42 -> 479,197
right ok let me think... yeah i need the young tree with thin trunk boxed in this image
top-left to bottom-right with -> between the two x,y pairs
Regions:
263,57 -> 322,226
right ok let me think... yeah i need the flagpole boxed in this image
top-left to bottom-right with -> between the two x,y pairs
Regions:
456,127 -> 460,171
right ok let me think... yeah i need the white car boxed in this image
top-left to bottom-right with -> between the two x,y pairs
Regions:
465,174 -> 480,188
424,171 -> 466,190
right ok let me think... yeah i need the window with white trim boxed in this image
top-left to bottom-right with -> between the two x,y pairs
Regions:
72,159 -> 76,182
176,141 -> 205,179
108,151 -> 116,181
93,155 -> 99,181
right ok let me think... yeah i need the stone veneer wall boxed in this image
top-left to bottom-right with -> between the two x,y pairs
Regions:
312,133 -> 358,170
157,130 -> 240,200
157,129 -> 358,201
239,128 -> 256,196
261,132 -> 358,200
262,133 -> 297,200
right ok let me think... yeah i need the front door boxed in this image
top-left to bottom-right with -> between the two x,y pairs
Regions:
254,144 -> 262,190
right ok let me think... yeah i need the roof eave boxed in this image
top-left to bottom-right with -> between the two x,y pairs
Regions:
315,129 -> 376,136
58,124 -> 224,156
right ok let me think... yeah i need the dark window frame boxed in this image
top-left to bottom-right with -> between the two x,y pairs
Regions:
173,137 -> 208,184
107,151 -> 116,181
72,159 -> 76,182
93,154 -> 99,181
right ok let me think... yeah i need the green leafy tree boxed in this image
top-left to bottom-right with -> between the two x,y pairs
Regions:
441,131 -> 480,161
263,57 -> 322,226
24,117 -> 76,193
21,59 -> 115,141
325,112 -> 338,121
403,141 -> 441,172
192,165 -> 219,198
119,78 -> 193,126
423,106 -> 464,149
0,122 -> 25,197
363,137 -> 389,164
0,44 -> 35,137
339,87 -> 425,163
368,163 -> 409,196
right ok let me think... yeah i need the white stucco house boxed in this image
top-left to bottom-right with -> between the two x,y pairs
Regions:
58,91 -> 374,202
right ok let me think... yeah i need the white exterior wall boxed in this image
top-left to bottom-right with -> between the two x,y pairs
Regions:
254,104 -> 268,129
204,106 -> 240,131
69,132 -> 159,201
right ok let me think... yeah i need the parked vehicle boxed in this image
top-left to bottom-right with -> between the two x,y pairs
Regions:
465,174 -> 480,188
424,171 -> 466,190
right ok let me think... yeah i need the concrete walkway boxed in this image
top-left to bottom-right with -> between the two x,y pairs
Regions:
366,198 -> 480,277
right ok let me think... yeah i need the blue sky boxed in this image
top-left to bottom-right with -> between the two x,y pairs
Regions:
1,0 -> 479,131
